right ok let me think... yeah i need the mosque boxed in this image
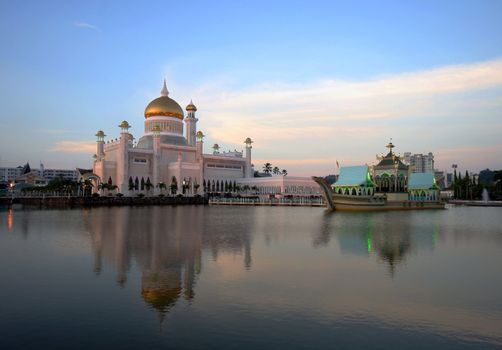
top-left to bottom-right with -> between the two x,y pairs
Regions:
92,81 -> 254,195
91,80 -> 321,198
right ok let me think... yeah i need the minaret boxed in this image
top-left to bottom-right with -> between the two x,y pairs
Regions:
185,100 -> 198,146
244,137 -> 253,178
196,131 -> 204,194
152,124 -> 161,194
212,143 -> 220,155
95,130 -> 106,160
118,121 -> 131,194
195,131 -> 204,162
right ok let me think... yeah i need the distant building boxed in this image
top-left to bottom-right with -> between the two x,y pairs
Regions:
404,152 -> 435,173
0,162 -> 79,184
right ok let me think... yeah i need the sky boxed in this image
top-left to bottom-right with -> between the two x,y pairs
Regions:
1,0 -> 501,176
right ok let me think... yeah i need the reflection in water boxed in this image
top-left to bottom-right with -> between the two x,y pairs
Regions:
315,211 -> 441,275
83,206 -> 253,319
1,206 -> 502,348
8,208 -> 13,232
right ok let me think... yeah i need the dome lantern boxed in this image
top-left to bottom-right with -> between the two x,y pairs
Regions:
95,130 -> 106,142
186,100 -> 197,112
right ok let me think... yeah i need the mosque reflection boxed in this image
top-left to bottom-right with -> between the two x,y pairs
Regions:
83,206 -> 252,317
314,211 -> 441,274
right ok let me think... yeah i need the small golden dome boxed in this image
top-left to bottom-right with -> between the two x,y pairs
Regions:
118,120 -> 131,129
186,100 -> 197,112
144,80 -> 184,120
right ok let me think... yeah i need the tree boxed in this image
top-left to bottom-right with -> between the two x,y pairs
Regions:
273,166 -> 280,175
158,182 -> 167,193
145,177 -> 153,192
83,179 -> 94,196
128,176 -> 134,191
108,184 -> 118,195
170,177 -> 178,195
98,182 -> 108,195
263,163 -> 272,174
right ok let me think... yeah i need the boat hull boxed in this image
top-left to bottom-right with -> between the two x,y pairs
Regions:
312,176 -> 445,211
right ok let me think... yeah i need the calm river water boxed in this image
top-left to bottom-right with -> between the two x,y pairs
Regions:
1,205 -> 502,349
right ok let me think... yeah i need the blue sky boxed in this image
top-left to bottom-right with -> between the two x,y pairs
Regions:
1,0 -> 501,175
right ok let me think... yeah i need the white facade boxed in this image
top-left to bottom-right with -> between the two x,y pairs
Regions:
92,82 -> 254,195
236,176 -> 322,197
92,82 -> 323,197
0,166 -> 78,182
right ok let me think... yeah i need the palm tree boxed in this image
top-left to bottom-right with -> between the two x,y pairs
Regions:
281,169 -> 288,176
83,179 -> 94,196
98,182 -> 108,195
108,184 -> 118,195
157,182 -> 167,193
263,163 -> 272,175
273,166 -> 280,175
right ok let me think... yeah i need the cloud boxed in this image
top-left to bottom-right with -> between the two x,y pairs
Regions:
187,58 -> 502,172
50,140 -> 95,154
73,21 -> 99,31
37,129 -> 78,134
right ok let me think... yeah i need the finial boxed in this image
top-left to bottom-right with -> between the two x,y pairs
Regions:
160,79 -> 169,96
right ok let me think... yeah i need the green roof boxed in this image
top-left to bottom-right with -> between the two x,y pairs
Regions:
335,165 -> 374,187
408,172 -> 438,190
375,152 -> 409,170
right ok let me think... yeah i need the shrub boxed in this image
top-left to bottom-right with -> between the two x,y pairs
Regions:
137,193 -> 145,198
116,193 -> 124,197
158,194 -> 165,198
92,193 -> 100,198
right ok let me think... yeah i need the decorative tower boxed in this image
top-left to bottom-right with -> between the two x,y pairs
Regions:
118,121 -> 131,194
185,100 -> 198,146
196,131 -> 204,195
95,130 -> 106,160
244,137 -> 253,178
152,124 -> 161,194
195,131 -> 204,162
212,143 -> 220,155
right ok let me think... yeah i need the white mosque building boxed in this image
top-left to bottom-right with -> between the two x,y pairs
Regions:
91,81 -> 321,198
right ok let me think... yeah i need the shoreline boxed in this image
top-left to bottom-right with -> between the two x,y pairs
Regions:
449,200 -> 502,207
0,196 -> 208,208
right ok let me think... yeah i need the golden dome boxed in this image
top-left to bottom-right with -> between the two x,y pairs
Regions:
186,100 -> 197,112
144,80 -> 184,120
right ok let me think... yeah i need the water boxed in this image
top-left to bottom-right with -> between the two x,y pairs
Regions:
1,205 -> 502,349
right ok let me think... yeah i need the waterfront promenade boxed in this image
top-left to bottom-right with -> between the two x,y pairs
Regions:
0,195 -> 207,208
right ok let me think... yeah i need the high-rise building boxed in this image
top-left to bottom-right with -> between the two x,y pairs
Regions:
404,152 -> 435,173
